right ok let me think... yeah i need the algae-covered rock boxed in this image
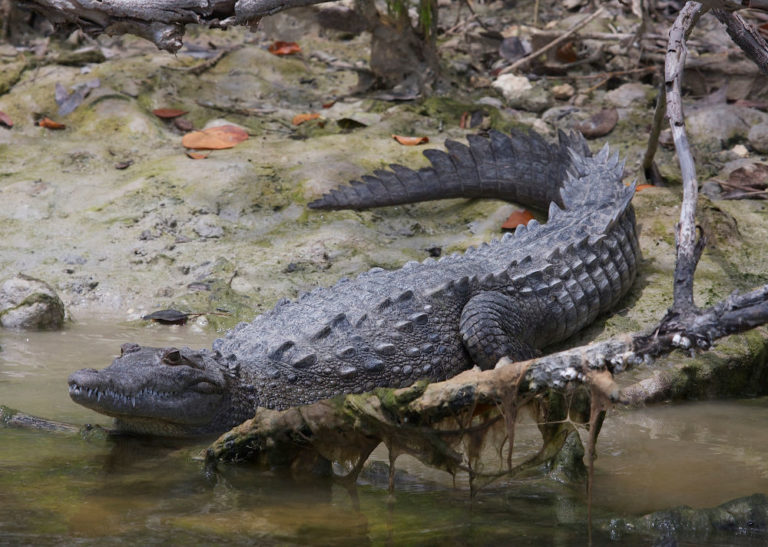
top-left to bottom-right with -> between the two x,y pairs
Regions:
0,274 -> 65,329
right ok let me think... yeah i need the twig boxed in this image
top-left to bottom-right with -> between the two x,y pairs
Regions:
711,8 -> 768,74
531,29 -> 704,45
584,76 -> 611,94
459,0 -> 491,32
643,82 -> 667,180
499,6 -> 607,74
168,45 -> 243,75
545,66 -> 656,80
665,1 -> 707,314
444,12 -> 478,35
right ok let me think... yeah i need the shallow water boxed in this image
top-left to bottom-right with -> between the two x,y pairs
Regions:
1,318 -> 767,545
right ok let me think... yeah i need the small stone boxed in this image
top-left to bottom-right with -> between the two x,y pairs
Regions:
492,74 -> 552,113
604,82 -> 653,108
700,180 -> 723,199
551,83 -> 575,101
747,122 -> 768,154
731,144 -> 749,158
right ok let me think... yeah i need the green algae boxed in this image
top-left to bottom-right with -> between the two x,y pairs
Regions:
0,59 -> 26,95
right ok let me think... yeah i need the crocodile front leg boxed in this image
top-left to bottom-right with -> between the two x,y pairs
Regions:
459,291 -> 540,369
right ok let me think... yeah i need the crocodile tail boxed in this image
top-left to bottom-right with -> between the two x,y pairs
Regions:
308,128 -> 592,211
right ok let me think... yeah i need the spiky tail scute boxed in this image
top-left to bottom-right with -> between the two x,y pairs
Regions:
308,129 -> 593,212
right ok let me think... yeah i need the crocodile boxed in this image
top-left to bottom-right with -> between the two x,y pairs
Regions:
68,129 -> 639,437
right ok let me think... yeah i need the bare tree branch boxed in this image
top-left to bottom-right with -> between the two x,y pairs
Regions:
711,8 -> 768,73
16,0 -> 334,52
665,2 -> 707,314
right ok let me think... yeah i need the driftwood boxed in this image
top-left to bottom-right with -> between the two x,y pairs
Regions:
15,0 -> 332,52
205,2 -> 768,488
0,404 -> 111,438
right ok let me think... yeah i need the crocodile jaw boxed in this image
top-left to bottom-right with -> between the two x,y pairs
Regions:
68,345 -> 230,436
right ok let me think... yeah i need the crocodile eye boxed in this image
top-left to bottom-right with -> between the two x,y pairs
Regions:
162,349 -> 182,366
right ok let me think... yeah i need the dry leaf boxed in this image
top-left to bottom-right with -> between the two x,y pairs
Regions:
635,184 -> 655,193
114,160 -> 133,170
153,108 -> 189,119
322,100 -> 336,109
39,117 -> 66,130
268,41 -> 301,56
292,112 -> 321,126
555,41 -> 580,64
501,209 -> 535,230
181,125 -> 248,150
459,111 -> 469,129
186,152 -> 209,160
392,134 -> 429,146
0,111 -> 12,128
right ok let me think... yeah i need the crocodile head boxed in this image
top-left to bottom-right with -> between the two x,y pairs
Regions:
68,343 -> 246,437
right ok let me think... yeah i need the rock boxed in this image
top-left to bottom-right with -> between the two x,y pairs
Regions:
476,96 -> 503,108
748,122 -> 768,154
0,274 -> 65,329
551,83 -> 575,101
492,74 -> 552,113
687,105 -> 768,151
731,144 -> 749,158
604,82 -> 654,108
700,180 -> 723,199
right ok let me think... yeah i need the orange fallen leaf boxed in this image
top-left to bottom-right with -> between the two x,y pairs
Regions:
501,209 -> 535,230
268,41 -> 301,56
153,108 -> 189,119
555,41 -> 580,63
39,117 -> 66,130
186,152 -> 209,160
459,111 -> 469,129
292,112 -> 320,126
392,134 -> 429,146
181,125 -> 249,150
635,184 -> 655,193
0,111 -> 12,128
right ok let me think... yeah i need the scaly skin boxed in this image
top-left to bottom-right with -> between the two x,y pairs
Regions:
68,129 -> 639,437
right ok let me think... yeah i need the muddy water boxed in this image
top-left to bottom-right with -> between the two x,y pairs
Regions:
1,318 -> 766,544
